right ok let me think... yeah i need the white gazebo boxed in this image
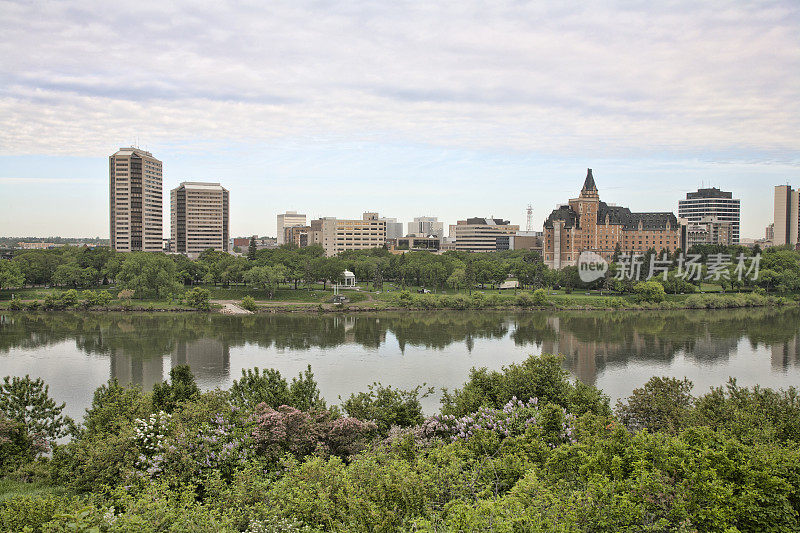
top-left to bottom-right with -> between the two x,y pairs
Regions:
342,270 -> 356,287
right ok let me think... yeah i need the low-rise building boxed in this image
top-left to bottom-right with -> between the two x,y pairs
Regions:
510,231 -> 543,252
453,218 -> 520,252
276,211 -> 307,245
684,216 -> 733,248
309,212 -> 387,256
388,236 -> 441,253
408,216 -> 444,237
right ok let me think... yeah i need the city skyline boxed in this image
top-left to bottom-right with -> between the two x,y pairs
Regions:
1,1 -> 799,239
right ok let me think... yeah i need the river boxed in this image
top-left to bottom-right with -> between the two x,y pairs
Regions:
2,308 -> 799,421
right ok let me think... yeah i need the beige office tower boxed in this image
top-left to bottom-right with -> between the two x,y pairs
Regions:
276,211 -> 307,244
774,185 -> 800,246
171,182 -> 230,258
109,147 -> 163,252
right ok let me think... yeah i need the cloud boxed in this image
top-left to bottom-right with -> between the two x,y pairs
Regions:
0,0 -> 797,160
0,177 -> 100,184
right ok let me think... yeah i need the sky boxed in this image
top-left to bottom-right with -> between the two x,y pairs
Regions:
0,0 -> 798,240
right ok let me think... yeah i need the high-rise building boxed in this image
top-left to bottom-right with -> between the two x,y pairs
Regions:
543,169 -> 684,269
379,217 -> 404,240
309,212 -> 387,256
678,187 -> 740,244
276,211 -> 307,244
453,218 -> 519,252
109,147 -> 163,252
408,216 -> 444,237
774,185 -> 800,246
170,182 -> 229,258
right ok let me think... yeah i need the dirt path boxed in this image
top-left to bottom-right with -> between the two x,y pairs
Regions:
215,301 -> 254,315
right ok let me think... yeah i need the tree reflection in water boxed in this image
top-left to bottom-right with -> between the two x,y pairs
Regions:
2,308 -> 800,392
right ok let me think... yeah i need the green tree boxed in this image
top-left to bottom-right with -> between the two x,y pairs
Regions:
52,263 -> 98,288
616,377 -> 694,433
0,260 -> 25,290
244,264 -> 286,298
0,375 -> 74,447
152,365 -> 200,413
289,365 -> 326,411
464,261 -> 476,294
229,367 -> 291,410
116,253 -> 182,299
343,383 -> 432,435
248,236 -> 257,260
447,268 -> 466,291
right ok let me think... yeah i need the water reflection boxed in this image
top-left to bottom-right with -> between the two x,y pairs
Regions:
2,309 -> 800,416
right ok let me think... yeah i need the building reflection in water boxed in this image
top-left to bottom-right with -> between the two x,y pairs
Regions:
172,338 -> 230,382
110,351 -> 164,391
772,337 -> 800,370
110,338 -> 230,389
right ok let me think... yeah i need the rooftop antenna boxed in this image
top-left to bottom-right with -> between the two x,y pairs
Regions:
526,204 -> 533,232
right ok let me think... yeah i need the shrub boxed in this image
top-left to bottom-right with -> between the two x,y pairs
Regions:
81,289 -> 113,308
440,354 -> 609,418
240,295 -> 258,312
229,366 -> 326,412
117,289 -> 135,300
616,377 -> 694,433
43,293 -> 65,310
0,415 -> 43,474
229,368 -> 291,410
397,290 -> 413,307
342,383 -> 432,435
152,365 -> 200,413
0,493 -> 74,533
429,397 -> 576,447
252,405 -> 376,462
185,287 -> 211,311
82,379 -> 149,438
26,300 -> 41,311
608,297 -> 628,308
515,293 -> 534,307
531,288 -> 548,306
59,289 -> 80,307
633,280 -> 666,303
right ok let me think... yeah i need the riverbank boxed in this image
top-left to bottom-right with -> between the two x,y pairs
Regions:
0,290 -> 794,313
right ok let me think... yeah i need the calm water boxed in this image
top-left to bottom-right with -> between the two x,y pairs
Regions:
2,309 -> 800,422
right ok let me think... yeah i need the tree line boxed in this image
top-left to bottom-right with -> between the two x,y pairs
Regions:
2,243 -> 799,299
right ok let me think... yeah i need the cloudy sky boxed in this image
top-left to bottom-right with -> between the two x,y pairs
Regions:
1,0 -> 798,239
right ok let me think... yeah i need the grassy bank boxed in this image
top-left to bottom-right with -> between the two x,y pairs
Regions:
1,283 -> 795,313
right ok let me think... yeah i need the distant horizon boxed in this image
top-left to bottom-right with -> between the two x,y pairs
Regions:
2,2 -> 798,240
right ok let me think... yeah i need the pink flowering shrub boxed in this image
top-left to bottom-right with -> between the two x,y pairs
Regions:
252,404 -> 377,462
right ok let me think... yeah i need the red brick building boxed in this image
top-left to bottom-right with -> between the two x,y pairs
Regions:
543,169 -> 686,268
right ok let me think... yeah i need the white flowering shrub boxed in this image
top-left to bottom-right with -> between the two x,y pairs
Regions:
132,410 -> 171,477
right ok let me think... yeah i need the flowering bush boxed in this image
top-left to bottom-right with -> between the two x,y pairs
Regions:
133,411 -> 171,477
252,404 -> 377,462
425,397 -> 576,447
165,410 -> 251,481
